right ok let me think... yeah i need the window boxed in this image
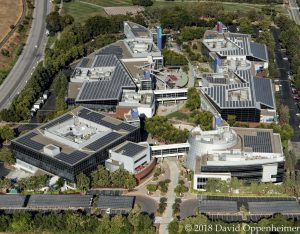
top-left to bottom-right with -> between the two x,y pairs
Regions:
134,154 -> 147,164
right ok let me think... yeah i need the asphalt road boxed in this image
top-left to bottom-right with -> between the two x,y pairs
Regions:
271,27 -> 300,142
134,195 -> 157,217
0,0 -> 50,110
289,0 -> 300,25
180,198 -> 198,219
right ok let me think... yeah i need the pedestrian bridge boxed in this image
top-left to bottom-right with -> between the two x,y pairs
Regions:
150,143 -> 190,157
154,89 -> 188,103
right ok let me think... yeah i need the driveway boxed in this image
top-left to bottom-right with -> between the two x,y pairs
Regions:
180,198 -> 198,219
134,195 -> 157,216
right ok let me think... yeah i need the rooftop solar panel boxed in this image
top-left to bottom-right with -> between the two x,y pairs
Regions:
76,55 -> 136,102
244,132 -> 272,153
97,195 -> 134,209
27,194 -> 93,208
248,201 -> 300,215
0,195 -> 27,208
86,132 -> 122,151
15,132 -> 44,151
41,114 -> 73,130
117,122 -> 137,132
99,45 -> 124,59
199,200 -> 238,213
115,142 -> 146,157
55,151 -> 89,165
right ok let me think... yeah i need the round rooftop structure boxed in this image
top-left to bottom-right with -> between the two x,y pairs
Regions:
186,126 -> 238,170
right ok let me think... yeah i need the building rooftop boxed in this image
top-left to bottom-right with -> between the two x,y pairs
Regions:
12,107 -> 138,166
124,21 -> 152,39
203,30 -> 268,61
73,54 -> 136,102
97,195 -> 135,209
202,70 -> 275,110
112,141 -> 147,157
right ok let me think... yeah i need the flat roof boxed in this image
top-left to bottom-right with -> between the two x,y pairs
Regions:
97,195 -> 135,209
125,21 -> 151,38
231,127 -> 282,154
12,107 -> 138,166
27,194 -> 93,208
203,30 -> 268,61
112,141 -> 147,157
0,195 -> 27,208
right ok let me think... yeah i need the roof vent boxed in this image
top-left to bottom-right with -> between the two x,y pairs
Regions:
43,144 -> 61,157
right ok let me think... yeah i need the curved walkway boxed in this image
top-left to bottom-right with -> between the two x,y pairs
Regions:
0,0 -> 26,49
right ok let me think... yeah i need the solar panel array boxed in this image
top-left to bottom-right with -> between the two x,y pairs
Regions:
248,201 -> 300,215
205,195 -> 297,202
250,42 -> 268,61
76,55 -> 136,101
86,132 -> 122,151
207,214 -> 244,222
78,108 -> 104,122
117,122 -> 137,132
41,114 -> 73,130
244,132 -> 272,153
203,63 -> 275,112
99,45 -> 124,59
97,195 -> 134,209
78,108 -> 137,132
55,151 -> 89,165
27,194 -> 93,208
0,195 -> 27,208
253,76 -> 275,109
78,58 -> 91,68
15,132 -> 44,151
199,200 -> 238,213
115,142 -> 146,157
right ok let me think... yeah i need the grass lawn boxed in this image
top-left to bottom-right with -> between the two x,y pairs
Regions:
63,1 -> 107,23
152,1 -> 289,16
167,111 -> 189,121
82,0 -> 133,7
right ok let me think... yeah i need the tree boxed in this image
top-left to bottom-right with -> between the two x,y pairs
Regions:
0,125 -> 14,143
147,184 -> 158,194
8,212 -> 32,233
162,49 -> 188,66
125,175 -> 137,190
17,175 -> 47,191
227,114 -> 236,126
279,104 -> 290,125
190,111 -> 213,130
132,0 -> 153,7
76,172 -> 90,192
91,165 -> 111,188
0,178 -> 12,191
46,11 -> 62,34
174,184 -> 188,196
56,177 -> 65,188
186,87 -> 201,111
0,147 -> 15,165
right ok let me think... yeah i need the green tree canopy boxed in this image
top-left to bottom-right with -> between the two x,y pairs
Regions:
186,87 -> 201,111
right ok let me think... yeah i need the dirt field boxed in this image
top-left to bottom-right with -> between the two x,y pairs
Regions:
0,0 -> 23,44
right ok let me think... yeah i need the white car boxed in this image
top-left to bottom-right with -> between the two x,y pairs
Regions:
296,113 -> 300,116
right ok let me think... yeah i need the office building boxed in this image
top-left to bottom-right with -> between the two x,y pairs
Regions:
11,107 -> 140,182
187,126 -> 284,190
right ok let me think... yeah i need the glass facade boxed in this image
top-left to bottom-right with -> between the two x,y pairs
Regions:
11,128 -> 141,183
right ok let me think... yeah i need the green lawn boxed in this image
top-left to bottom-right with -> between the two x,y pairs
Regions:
167,111 -> 189,121
82,0 -> 133,7
63,1 -> 106,23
